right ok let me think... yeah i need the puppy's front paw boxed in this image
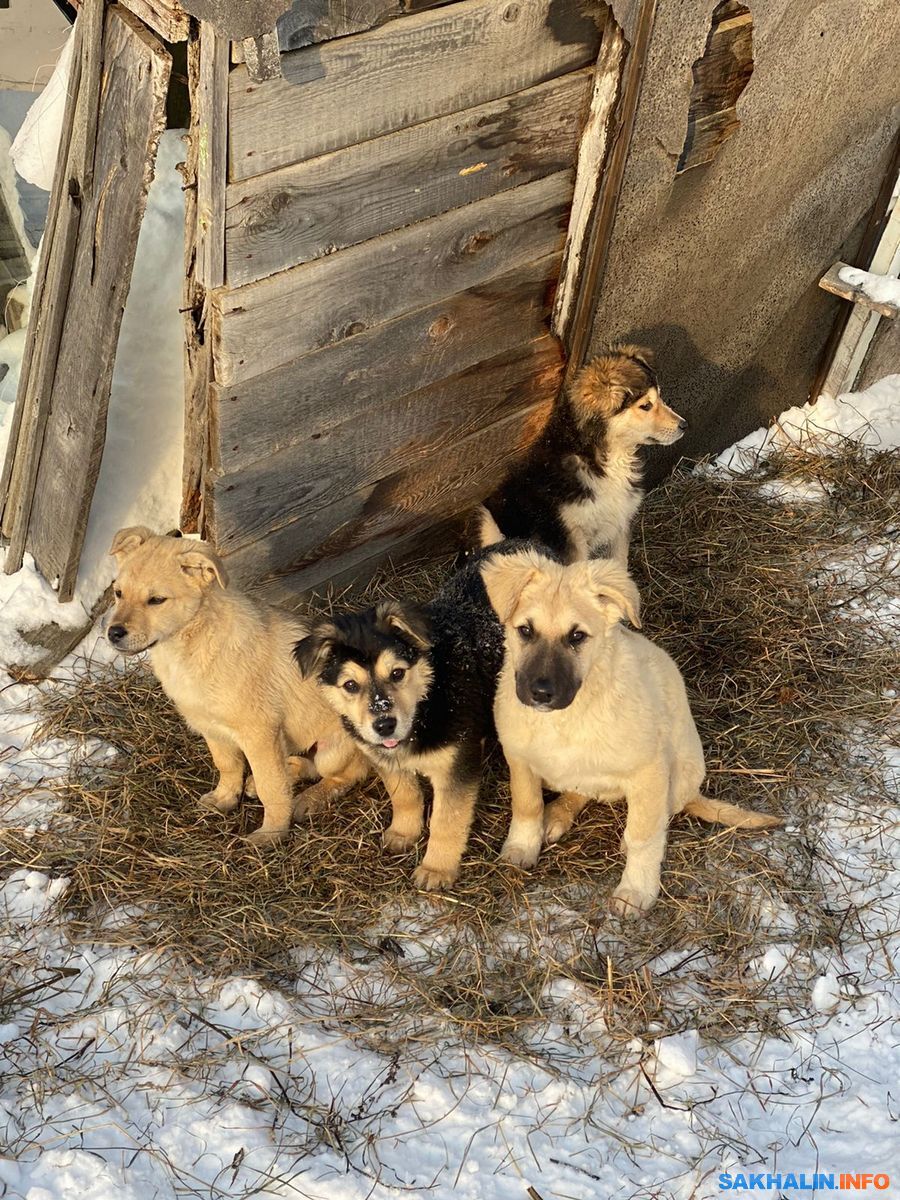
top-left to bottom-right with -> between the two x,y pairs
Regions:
413,863 -> 458,892
244,775 -> 258,799
292,781 -> 329,820
609,883 -> 656,917
200,789 -> 241,814
500,838 -> 541,869
543,804 -> 573,846
243,826 -> 289,848
383,825 -> 421,854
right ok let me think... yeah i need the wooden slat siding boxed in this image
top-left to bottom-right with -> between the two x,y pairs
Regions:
0,8 -> 94,557
228,0 -> 604,182
195,24 -> 229,290
210,252 -> 561,495
222,396 -> 553,589
231,0 -> 455,58
225,71 -> 592,286
214,170 -> 572,386
24,9 -> 171,600
211,336 -> 562,551
120,0 -> 190,40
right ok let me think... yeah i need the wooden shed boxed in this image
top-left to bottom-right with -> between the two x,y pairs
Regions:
2,0 -> 897,603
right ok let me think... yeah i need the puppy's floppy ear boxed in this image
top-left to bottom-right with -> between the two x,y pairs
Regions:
376,601 -> 431,650
294,622 -> 338,678
615,342 -> 655,370
109,525 -> 153,562
178,544 -> 228,590
584,559 -> 641,630
481,548 -> 543,623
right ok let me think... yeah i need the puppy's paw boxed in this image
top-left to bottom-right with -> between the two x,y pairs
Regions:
200,789 -> 241,815
243,826 -> 289,848
383,825 -> 421,854
543,803 -> 574,846
500,838 -> 541,869
609,884 -> 656,917
413,863 -> 458,892
292,781 -> 329,820
244,775 -> 258,799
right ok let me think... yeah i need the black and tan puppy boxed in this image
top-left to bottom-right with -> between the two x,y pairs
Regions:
294,561 -> 505,890
480,345 -> 687,564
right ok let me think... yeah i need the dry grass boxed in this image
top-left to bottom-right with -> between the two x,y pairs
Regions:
1,441 -> 897,1054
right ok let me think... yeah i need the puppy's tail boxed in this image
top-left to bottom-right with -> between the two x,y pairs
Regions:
477,505 -> 504,549
683,795 -> 781,830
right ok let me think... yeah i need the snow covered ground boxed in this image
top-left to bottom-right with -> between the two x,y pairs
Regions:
0,380 -> 897,1200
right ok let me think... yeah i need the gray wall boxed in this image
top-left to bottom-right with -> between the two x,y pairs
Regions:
589,0 -> 899,478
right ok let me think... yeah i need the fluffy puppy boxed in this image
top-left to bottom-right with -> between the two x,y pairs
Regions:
107,527 -> 367,845
481,547 -> 780,914
294,559 -> 505,890
480,345 -> 686,563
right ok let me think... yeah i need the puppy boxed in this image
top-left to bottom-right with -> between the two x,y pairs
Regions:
107,527 -> 367,845
481,547 -> 780,914
294,560 -> 505,890
480,345 -> 686,563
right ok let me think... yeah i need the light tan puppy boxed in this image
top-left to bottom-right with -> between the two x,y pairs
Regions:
482,548 -> 780,914
107,527 -> 367,845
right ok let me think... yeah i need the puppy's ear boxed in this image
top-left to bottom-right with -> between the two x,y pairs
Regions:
584,559 -> 641,630
615,342 -> 655,370
179,545 -> 228,590
481,550 -> 542,623
376,601 -> 431,650
109,525 -> 153,562
294,623 -> 337,678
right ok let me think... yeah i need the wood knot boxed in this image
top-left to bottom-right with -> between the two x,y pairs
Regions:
502,3 -> 520,20
428,315 -> 453,342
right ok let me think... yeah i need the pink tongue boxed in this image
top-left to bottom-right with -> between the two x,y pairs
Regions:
382,738 -> 399,749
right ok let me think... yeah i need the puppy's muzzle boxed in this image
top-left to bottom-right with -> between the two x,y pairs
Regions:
108,624 -> 127,646
515,671 -> 579,712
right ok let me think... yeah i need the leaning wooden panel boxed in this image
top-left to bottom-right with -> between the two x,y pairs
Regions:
228,0 -> 604,181
222,397 -> 554,591
211,336 -> 563,552
25,7 -> 171,601
230,0 -> 455,56
214,170 -> 572,387
225,70 -> 593,285
209,251 -> 561,502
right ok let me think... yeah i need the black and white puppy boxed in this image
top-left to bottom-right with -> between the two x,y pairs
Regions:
294,557 -> 506,890
480,345 -> 687,564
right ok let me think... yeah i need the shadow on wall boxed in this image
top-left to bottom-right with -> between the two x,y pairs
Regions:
622,323 -> 778,485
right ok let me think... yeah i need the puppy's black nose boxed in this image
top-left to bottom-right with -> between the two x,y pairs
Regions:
373,715 -> 397,737
530,678 -> 554,706
108,625 -> 127,644
678,417 -> 688,431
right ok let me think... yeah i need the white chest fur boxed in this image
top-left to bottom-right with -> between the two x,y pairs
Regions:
560,451 -> 641,561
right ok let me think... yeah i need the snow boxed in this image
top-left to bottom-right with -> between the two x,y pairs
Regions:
838,263 -> 900,308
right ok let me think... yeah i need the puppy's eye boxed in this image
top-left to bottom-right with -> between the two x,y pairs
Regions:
639,401 -> 653,411
390,667 -> 406,683
568,628 -> 588,647
147,596 -> 167,606
114,588 -> 122,599
517,623 -> 534,641
343,680 -> 360,694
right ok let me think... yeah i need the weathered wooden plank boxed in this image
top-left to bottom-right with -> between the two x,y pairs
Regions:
677,1 -> 753,174
24,8 -> 171,600
212,336 -> 562,551
222,395 -> 553,589
210,251 -> 561,494
196,23 -> 229,290
225,71 -> 591,286
230,0 -> 456,57
1,8 -> 93,555
818,261 -> 900,319
228,0 -> 604,182
214,170 -> 572,385
120,0 -> 190,40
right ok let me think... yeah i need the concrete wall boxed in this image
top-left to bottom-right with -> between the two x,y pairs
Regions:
589,0 -> 899,478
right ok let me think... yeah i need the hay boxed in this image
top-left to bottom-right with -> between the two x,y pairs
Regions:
1,440 -> 897,1054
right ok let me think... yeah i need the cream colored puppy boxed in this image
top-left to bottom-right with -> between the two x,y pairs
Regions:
482,548 -> 780,914
107,527 -> 367,845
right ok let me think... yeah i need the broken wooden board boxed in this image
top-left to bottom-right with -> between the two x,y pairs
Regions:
819,261 -> 900,319
225,70 -> 592,286
230,0 -> 456,57
228,0 -> 603,181
211,335 -> 563,552
20,6 -> 171,602
677,0 -> 753,174
214,170 -> 572,386
120,0 -> 190,40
